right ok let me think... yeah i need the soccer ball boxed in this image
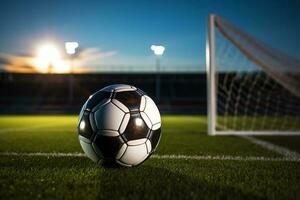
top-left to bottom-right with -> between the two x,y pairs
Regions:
77,84 -> 161,167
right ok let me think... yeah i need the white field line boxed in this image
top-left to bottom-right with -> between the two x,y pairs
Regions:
0,152 -> 85,157
239,135 -> 300,160
0,152 -> 299,162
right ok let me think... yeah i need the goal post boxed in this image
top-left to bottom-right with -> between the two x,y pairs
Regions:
206,14 -> 300,136
206,14 -> 217,136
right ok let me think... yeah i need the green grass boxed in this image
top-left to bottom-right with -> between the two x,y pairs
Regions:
0,115 -> 300,199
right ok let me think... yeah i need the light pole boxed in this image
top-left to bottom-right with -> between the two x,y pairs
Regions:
65,42 -> 79,105
151,45 -> 165,102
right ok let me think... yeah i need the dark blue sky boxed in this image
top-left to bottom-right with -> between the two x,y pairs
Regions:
0,0 -> 299,71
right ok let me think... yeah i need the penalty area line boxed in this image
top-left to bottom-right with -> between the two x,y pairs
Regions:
0,152 -> 299,162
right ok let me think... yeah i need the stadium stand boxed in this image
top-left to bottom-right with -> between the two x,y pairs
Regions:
0,73 -> 206,114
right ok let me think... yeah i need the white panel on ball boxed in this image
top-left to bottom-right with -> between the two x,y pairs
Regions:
102,84 -> 133,92
79,135 -> 91,143
79,138 -> 99,162
152,122 -> 161,131
144,95 -> 161,124
145,139 -> 152,153
139,96 -> 146,111
120,144 -> 149,166
119,113 -> 130,134
111,99 -> 130,113
127,138 -> 147,146
114,87 -> 136,93
116,160 -> 132,167
78,101 -> 87,127
94,102 -> 125,131
140,112 -> 153,129
116,143 -> 127,159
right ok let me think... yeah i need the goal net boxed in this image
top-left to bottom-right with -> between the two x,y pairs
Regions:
206,15 -> 300,135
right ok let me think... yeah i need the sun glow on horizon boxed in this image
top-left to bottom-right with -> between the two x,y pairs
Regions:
34,43 -> 71,73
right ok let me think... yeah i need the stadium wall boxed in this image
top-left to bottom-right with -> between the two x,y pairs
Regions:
0,73 -> 206,114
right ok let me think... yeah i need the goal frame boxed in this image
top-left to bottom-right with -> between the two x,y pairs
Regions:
206,14 -> 300,136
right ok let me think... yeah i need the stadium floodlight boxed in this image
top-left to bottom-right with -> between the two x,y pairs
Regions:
36,44 -> 61,73
151,45 -> 165,56
206,14 -> 300,136
65,42 -> 79,55
151,45 -> 165,102
38,44 -> 60,61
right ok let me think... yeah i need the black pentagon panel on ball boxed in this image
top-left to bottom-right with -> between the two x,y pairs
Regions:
149,128 -> 161,152
122,113 -> 150,141
93,135 -> 124,159
85,90 -> 112,111
114,90 -> 141,111
78,111 -> 94,139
